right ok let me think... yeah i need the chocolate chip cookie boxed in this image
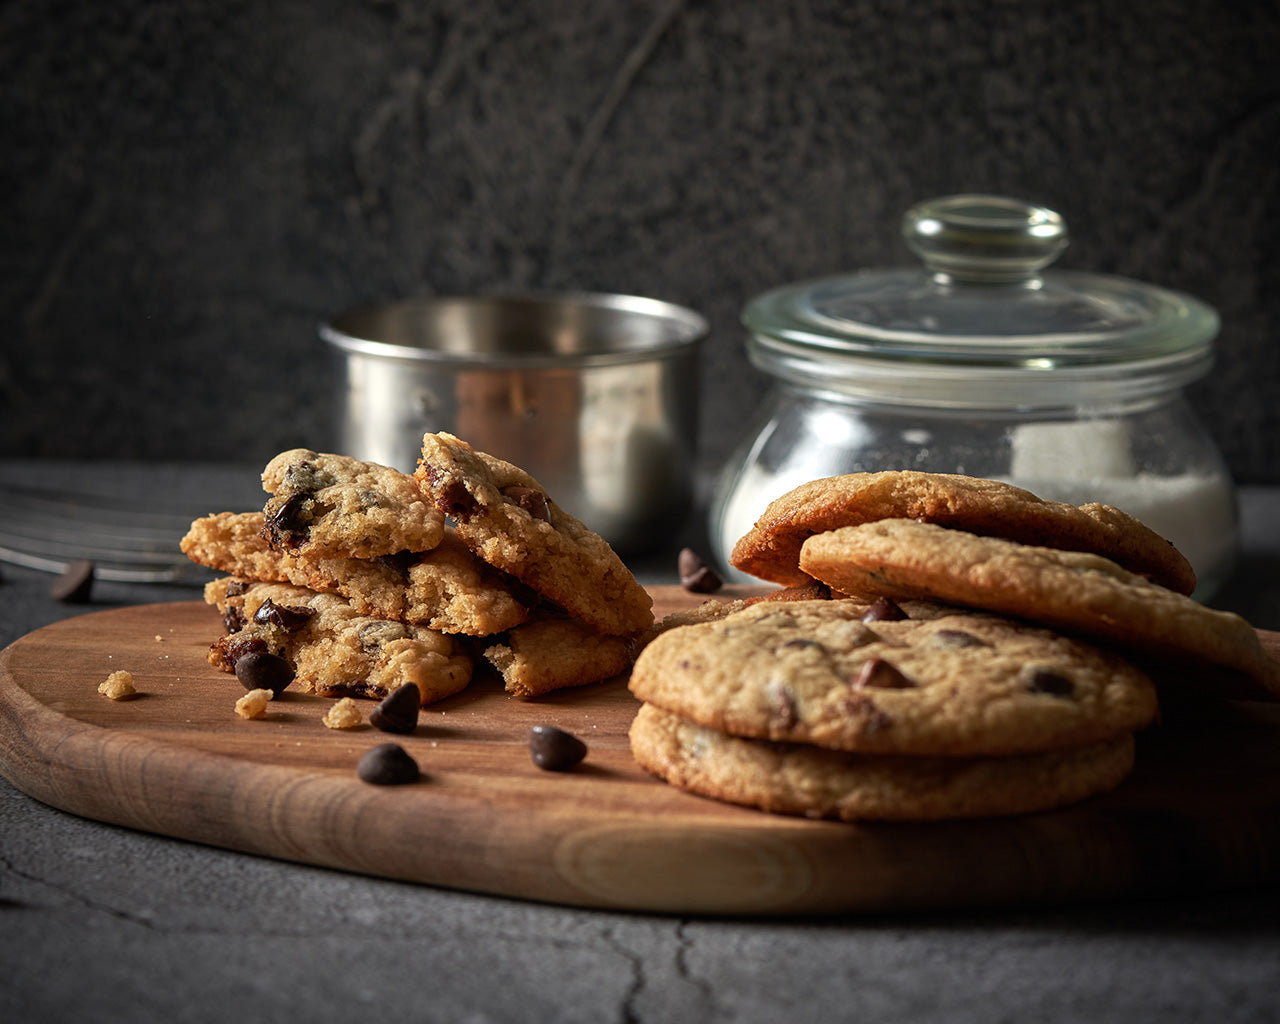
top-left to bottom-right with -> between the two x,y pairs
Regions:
628,702 -> 1136,822
483,612 -> 641,698
415,432 -> 653,637
205,578 -> 473,704
182,511 -> 317,588
731,471 -> 1196,594
184,512 -> 532,636
628,598 -> 1158,756
260,448 -> 445,559
799,518 -> 1280,697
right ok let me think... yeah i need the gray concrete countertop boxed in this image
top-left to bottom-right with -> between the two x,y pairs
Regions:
2,465 -> 1279,1023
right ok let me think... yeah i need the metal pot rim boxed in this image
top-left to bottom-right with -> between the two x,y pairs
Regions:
321,290 -> 708,370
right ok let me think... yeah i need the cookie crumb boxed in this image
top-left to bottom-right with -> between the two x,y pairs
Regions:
323,697 -> 362,730
98,670 -> 136,700
235,688 -> 273,719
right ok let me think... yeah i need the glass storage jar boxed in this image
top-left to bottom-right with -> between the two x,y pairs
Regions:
710,195 -> 1237,598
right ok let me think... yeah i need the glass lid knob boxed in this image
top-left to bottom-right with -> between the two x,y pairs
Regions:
902,195 -> 1069,284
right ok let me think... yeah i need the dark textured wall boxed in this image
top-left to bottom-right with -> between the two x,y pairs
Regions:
4,0 -> 1278,481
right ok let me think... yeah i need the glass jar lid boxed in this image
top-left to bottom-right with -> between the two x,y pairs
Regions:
743,195 -> 1219,399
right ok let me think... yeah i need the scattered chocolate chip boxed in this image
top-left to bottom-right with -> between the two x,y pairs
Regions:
861,596 -> 907,622
234,650 -> 294,696
502,485 -> 551,522
51,559 -> 94,603
932,629 -> 987,649
225,579 -> 251,598
678,548 -> 723,594
528,725 -> 588,771
369,682 -> 421,734
357,743 -> 420,785
851,656 -> 914,689
1024,667 -> 1074,698
252,598 -> 315,633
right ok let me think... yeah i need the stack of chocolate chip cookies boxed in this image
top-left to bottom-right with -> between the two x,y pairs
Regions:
629,471 -> 1280,822
182,433 -> 654,706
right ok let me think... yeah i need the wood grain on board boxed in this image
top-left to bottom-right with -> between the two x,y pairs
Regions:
1,587 -> 1278,916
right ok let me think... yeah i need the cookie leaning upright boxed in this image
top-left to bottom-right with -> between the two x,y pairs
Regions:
799,519 -> 1280,699
731,471 -> 1196,594
414,432 -> 654,637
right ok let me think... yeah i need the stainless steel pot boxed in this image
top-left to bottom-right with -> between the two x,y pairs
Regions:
321,291 -> 707,553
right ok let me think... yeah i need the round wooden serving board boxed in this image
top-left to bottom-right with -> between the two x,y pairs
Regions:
2,587 -> 1279,917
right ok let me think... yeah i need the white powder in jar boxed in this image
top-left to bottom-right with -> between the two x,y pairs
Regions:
1006,421 -> 1237,598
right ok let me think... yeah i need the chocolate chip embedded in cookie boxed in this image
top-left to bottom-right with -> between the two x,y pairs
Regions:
183,513 -> 532,636
204,578 -> 473,705
628,703 -> 1137,822
798,518 -> 1280,698
260,449 -> 445,559
628,598 -> 1158,757
183,511 -> 310,587
731,471 -> 1196,594
415,432 -> 653,637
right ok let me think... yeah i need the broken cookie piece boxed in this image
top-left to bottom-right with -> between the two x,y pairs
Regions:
183,513 -> 532,636
415,432 -> 653,638
260,448 -> 445,559
483,612 -> 640,698
205,578 -> 472,705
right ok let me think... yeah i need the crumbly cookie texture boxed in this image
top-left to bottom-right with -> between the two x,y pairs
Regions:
414,432 -> 653,637
628,598 -> 1158,757
183,511 -> 322,588
184,512 -> 532,636
260,448 -> 445,559
400,531 -> 535,636
484,613 -> 640,698
799,518 -> 1280,697
98,670 -> 136,700
731,470 -> 1196,594
235,688 -> 273,719
628,702 -> 1136,822
205,578 -> 473,705
322,697 -> 362,730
